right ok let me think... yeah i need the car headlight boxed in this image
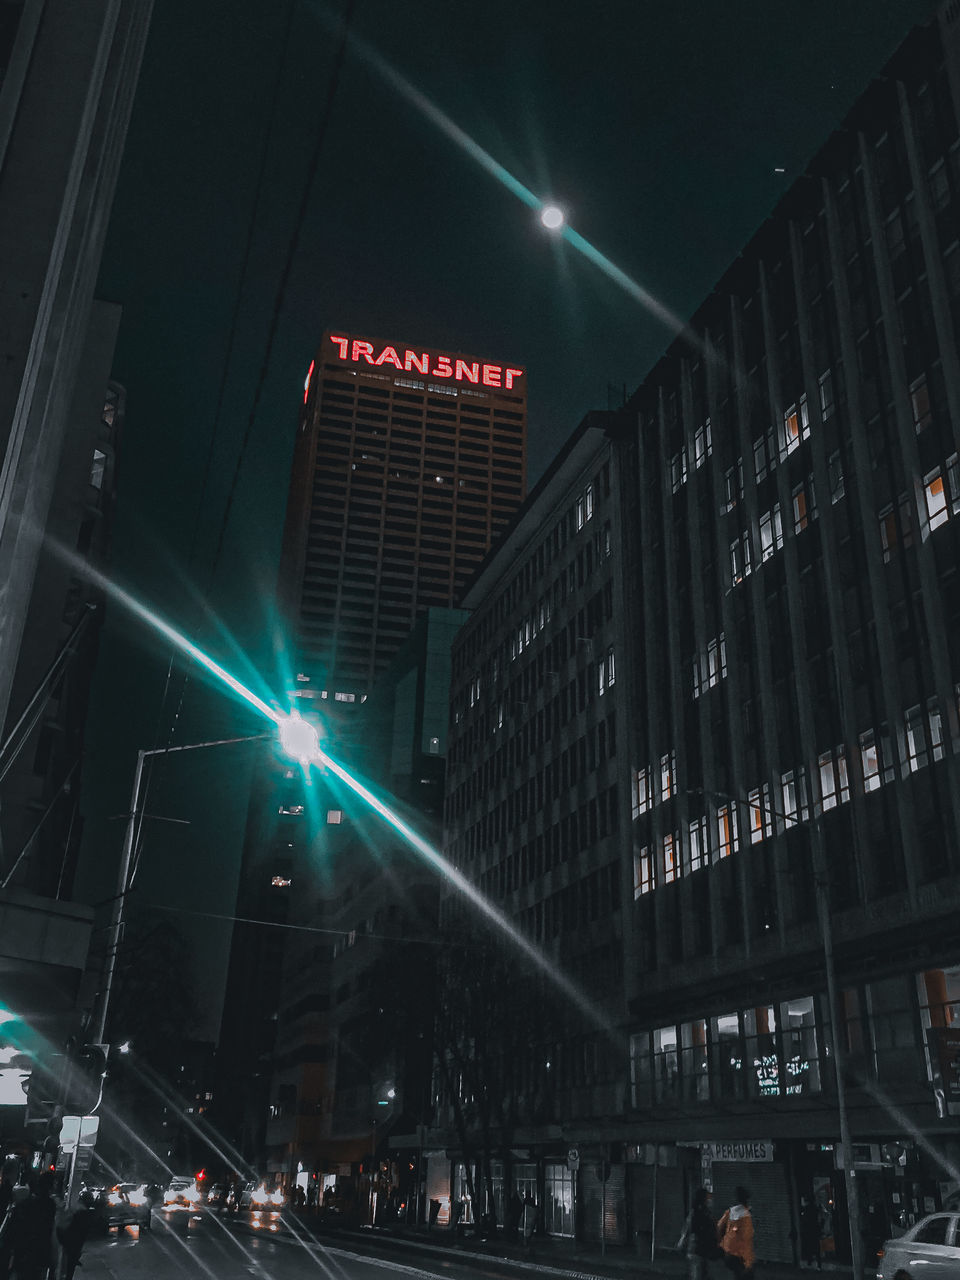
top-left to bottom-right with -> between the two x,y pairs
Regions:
184,1188 -> 200,1203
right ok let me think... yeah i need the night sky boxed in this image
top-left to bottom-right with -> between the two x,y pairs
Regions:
80,0 -> 936,1037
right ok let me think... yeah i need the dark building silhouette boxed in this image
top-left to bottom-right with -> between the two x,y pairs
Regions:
217,332 -> 527,1167
433,3 -> 960,1262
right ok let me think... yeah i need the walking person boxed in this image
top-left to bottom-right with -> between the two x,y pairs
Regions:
7,1172 -> 55,1280
717,1186 -> 755,1279
55,1192 -> 96,1280
799,1195 -> 822,1270
678,1187 -> 720,1279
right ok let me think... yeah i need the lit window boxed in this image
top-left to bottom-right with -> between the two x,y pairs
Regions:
89,449 -> 106,490
947,454 -> 960,515
694,420 -> 712,468
792,483 -> 811,533
662,832 -> 679,883
859,731 -> 881,792
717,804 -> 738,858
671,449 -> 688,494
689,816 -> 709,871
928,700 -> 945,762
327,809 -> 343,824
633,766 -> 651,818
781,771 -> 799,825
585,483 -> 594,520
759,506 -> 783,561
818,748 -> 850,811
334,691 -> 356,703
606,646 -> 616,687
633,846 -> 655,898
730,531 -> 752,585
924,469 -> 949,531
910,376 -> 931,433
781,396 -> 809,457
748,785 -> 772,843
659,751 -> 676,802
271,875 -> 292,888
278,804 -> 304,816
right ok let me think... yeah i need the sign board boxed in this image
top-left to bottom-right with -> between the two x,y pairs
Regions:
79,1115 -> 99,1146
704,1140 -> 773,1163
327,334 -> 525,391
60,1116 -> 81,1154
567,1147 -> 580,1171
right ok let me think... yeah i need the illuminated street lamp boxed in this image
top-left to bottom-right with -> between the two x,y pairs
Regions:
540,204 -> 565,231
91,719 -> 312,1047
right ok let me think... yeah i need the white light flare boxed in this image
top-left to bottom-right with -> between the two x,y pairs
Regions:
540,204 -> 564,230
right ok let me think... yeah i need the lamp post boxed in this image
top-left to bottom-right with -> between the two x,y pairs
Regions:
90,733 -> 270,1047
699,787 -> 862,1279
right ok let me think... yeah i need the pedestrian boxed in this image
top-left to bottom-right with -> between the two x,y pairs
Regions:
7,1171 -> 55,1280
142,1182 -> 162,1232
717,1186 -> 754,1279
521,1194 -> 536,1248
55,1191 -> 97,1280
678,1187 -> 720,1279
505,1189 -> 523,1240
799,1195 -> 822,1270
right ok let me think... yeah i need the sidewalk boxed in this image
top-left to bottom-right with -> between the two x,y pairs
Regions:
291,1214 -> 865,1280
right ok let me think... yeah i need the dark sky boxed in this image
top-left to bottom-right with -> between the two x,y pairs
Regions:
81,0 -> 937,1036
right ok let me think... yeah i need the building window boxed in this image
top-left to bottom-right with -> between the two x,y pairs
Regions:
818,369 -> 835,420
781,396 -> 810,457
818,748 -> 850,811
633,766 -> 651,818
633,846 -> 654,898
928,699 -> 945,762
662,832 -> 679,884
717,804 -> 738,858
759,506 -> 783,561
748,785 -> 772,843
652,1026 -> 680,1101
924,468 -> 949,531
730,531 -> 752,585
694,419 -> 712,468
630,1032 -> 652,1108
859,730 -> 881,791
659,751 -> 676,802
910,375 -> 932,433
671,449 -> 688,493
722,461 -> 742,512
327,809 -> 343,824
689,815 -> 708,871
828,451 -> 845,504
598,646 -> 616,695
334,691 -> 356,703
904,706 -> 929,772
89,448 -> 106,490
792,479 -> 816,533
693,634 -> 727,698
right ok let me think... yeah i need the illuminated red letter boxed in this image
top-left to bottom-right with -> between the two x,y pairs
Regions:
432,356 -> 453,379
482,364 -> 502,387
455,360 -> 479,384
404,350 -> 429,374
329,335 -> 348,359
504,368 -> 524,389
352,340 -> 374,364
375,346 -> 403,369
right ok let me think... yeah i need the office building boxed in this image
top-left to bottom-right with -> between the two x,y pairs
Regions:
434,5 -> 960,1264
217,332 -> 527,1162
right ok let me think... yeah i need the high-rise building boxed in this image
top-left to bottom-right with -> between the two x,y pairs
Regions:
433,3 -> 960,1265
280,331 -> 527,697
217,331 -> 527,1162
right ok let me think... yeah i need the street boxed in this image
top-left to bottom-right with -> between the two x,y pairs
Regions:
73,1218 -> 597,1280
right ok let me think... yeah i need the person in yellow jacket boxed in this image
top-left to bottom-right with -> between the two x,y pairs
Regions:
717,1186 -> 755,1277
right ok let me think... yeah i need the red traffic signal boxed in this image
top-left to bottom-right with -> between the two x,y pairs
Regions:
196,1169 -> 206,1182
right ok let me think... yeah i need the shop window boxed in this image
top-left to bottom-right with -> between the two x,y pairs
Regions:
867,976 -> 922,1084
543,1164 -> 574,1237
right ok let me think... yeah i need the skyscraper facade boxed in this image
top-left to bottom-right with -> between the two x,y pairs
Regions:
280,331 -> 527,697
432,4 -> 960,1265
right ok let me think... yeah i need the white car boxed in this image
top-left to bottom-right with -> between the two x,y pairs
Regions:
877,1212 -> 960,1278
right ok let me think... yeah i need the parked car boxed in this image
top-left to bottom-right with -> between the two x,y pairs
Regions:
877,1212 -> 960,1278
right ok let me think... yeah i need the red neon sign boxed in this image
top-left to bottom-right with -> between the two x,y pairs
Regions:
328,335 -> 523,390
303,359 -> 315,404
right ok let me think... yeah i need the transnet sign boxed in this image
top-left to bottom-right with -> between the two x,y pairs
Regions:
328,335 -> 524,390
